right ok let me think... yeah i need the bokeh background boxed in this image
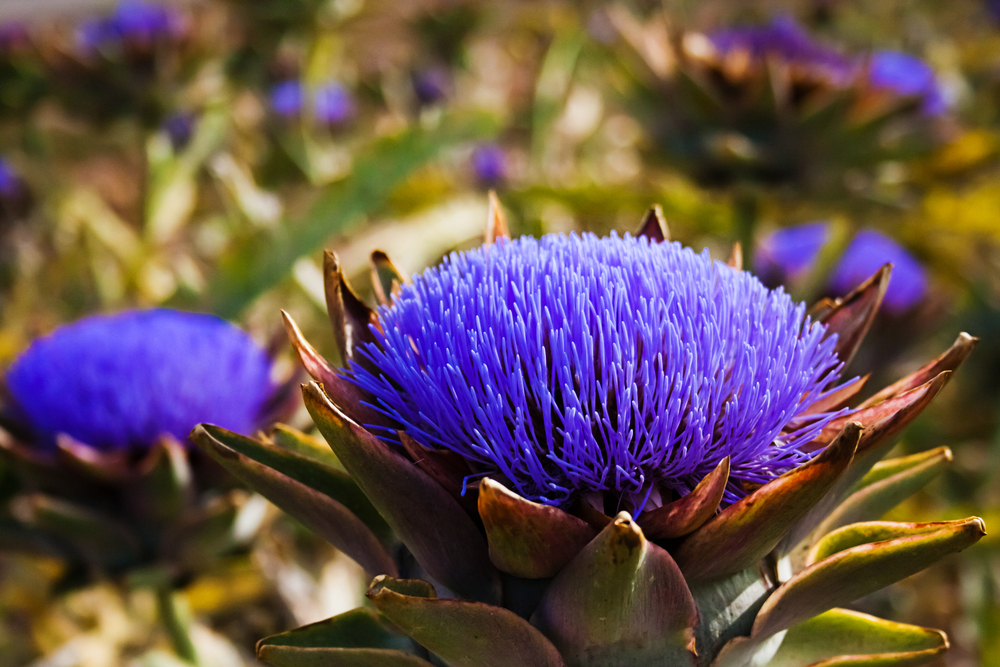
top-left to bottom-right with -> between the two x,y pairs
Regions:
1,0 -> 1000,665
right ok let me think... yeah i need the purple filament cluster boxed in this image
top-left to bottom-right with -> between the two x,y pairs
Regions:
5,309 -> 274,452
348,233 -> 852,510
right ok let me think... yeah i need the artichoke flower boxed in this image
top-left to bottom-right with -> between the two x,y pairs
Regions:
610,12 -> 949,194
194,200 -> 983,667
755,224 -> 929,316
0,309 -> 294,589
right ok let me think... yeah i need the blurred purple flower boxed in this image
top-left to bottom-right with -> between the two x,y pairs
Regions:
412,66 -> 452,106
754,221 -> 829,286
709,16 -> 854,81
0,159 -> 25,200
471,144 -> 507,185
162,112 -> 195,150
830,229 -> 928,314
76,1 -> 181,52
314,82 -> 355,126
270,80 -> 304,118
868,50 -> 947,116
5,310 -> 275,452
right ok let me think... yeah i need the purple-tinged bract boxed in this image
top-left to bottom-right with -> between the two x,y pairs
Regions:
5,309 -> 274,452
348,233 -> 853,511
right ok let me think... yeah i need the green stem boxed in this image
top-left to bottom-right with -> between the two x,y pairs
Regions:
155,585 -> 198,664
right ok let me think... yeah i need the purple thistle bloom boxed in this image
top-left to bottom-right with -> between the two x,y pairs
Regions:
412,66 -> 452,106
830,230 -> 928,314
270,80 -> 305,119
314,82 -> 355,126
709,16 -> 855,81
754,221 -> 830,286
347,233 -> 851,511
868,50 -> 947,116
5,310 -> 275,452
162,112 -> 195,151
471,144 -> 507,185
76,1 -> 180,52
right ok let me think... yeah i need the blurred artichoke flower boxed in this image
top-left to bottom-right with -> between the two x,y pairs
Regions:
195,200 -> 982,667
756,223 -> 929,315
612,13 -> 949,194
0,309 -> 294,594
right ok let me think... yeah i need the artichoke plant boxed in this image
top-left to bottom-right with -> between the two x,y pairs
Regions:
0,309 -> 294,660
610,12 -> 949,195
194,200 -> 983,666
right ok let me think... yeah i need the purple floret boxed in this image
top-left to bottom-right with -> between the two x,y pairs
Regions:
709,16 -> 855,81
868,51 -> 947,116
5,310 -> 274,452
830,230 -> 928,314
348,233 -> 852,511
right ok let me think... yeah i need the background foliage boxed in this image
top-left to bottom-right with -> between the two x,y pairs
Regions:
1,0 -> 1000,665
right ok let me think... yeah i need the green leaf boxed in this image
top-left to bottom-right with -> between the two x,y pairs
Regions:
531,512 -> 698,666
11,494 -> 141,568
196,423 -> 389,540
303,382 -> 501,605
201,112 -> 498,318
753,517 -> 985,641
257,608 -> 413,662
767,608 -> 947,667
810,447 -> 952,541
271,424 -> 346,471
368,575 -> 566,667
191,425 -> 397,578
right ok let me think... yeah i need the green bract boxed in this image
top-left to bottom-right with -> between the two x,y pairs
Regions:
193,202 -> 983,667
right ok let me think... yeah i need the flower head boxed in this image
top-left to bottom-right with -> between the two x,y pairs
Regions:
709,17 -> 854,81
270,80 -> 304,118
348,233 -> 851,511
5,309 -> 274,452
313,82 -> 355,126
754,221 -> 830,287
868,50 -> 947,116
831,229 -> 928,314
412,66 -> 452,106
470,143 -> 507,186
77,0 -> 181,52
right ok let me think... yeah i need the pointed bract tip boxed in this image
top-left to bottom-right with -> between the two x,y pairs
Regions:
486,190 -> 510,245
727,242 -> 743,270
636,205 -> 670,242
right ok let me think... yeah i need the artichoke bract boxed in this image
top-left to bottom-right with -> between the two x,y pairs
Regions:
194,199 -> 983,667
0,309 -> 294,589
